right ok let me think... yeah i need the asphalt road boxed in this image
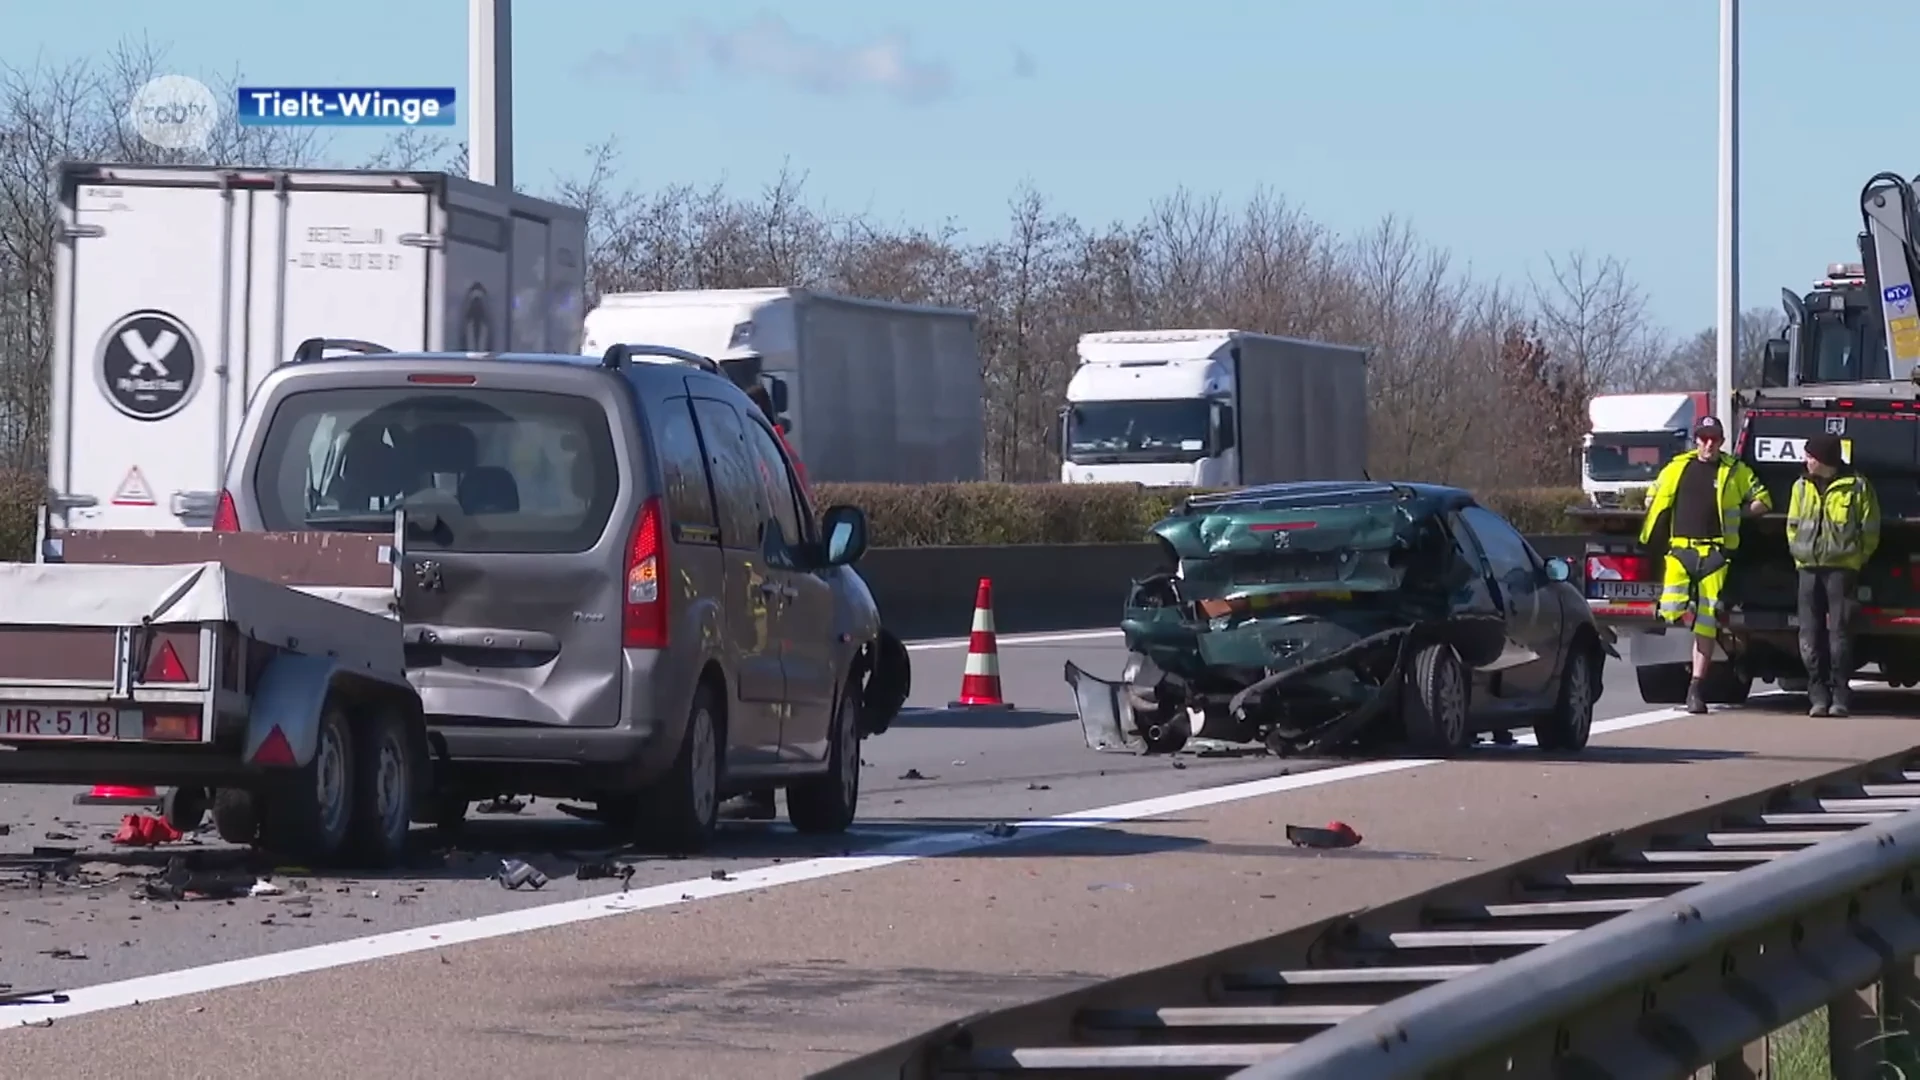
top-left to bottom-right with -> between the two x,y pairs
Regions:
0,630 -> 1861,1004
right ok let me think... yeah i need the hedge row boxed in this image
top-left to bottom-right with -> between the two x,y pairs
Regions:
811,483 -> 1590,547
0,475 -> 1589,560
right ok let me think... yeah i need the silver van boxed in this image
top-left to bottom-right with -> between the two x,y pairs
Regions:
212,339 -> 905,852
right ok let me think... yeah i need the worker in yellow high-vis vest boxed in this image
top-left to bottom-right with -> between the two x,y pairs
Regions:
1787,434 -> 1880,717
1639,416 -> 1773,714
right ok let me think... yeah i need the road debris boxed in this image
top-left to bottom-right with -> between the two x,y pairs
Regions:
247,878 -> 284,897
111,814 -> 183,847
474,795 -> 527,815
710,869 -> 732,881
1026,782 -> 1051,791
497,859 -> 547,890
0,988 -> 68,1006
38,947 -> 87,961
134,855 -> 253,901
576,861 -> 636,890
984,822 -> 1018,839
1088,882 -> 1135,893
1285,821 -> 1363,849
898,769 -> 931,781
43,831 -> 76,842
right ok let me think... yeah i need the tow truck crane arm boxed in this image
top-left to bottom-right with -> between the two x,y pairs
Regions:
1862,172 -> 1920,377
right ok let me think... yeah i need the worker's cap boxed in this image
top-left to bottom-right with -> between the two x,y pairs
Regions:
1805,434 -> 1846,466
1693,416 -> 1727,440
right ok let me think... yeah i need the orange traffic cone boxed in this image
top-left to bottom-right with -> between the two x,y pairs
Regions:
74,784 -> 163,808
950,577 -> 1010,708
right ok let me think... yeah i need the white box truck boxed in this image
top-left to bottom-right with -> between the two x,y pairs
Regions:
1058,329 -> 1370,487
1581,390 -> 1709,508
46,162 -> 588,530
581,287 -> 985,483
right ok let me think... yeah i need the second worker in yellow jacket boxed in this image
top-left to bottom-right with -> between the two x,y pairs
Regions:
1787,434 -> 1880,717
1639,415 -> 1772,714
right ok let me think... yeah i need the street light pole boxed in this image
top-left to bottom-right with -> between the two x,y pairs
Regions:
1715,0 -> 1739,426
468,0 -> 514,190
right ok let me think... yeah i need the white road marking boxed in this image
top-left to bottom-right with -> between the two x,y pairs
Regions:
906,628 -> 1123,651
3,705 -> 1694,1028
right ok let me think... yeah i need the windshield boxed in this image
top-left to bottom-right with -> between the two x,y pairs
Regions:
250,387 -> 620,553
1066,400 -> 1211,463
1806,306 -> 1890,383
1585,434 -> 1683,482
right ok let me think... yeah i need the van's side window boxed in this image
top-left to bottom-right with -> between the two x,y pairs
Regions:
654,398 -> 717,537
743,418 -> 805,548
689,398 -> 765,551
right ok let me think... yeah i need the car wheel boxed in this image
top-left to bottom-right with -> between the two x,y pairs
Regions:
345,708 -> 416,868
1635,663 -> 1692,705
1403,643 -> 1472,754
258,703 -> 355,865
1537,645 -> 1596,752
788,680 -> 862,835
634,684 -> 723,854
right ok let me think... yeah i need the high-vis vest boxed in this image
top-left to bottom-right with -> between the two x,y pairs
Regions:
1787,472 -> 1881,570
1639,450 -> 1771,552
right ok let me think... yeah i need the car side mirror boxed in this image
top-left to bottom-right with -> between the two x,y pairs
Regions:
1761,339 -> 1790,387
820,504 -> 868,567
766,376 -> 789,414
1544,556 -> 1572,583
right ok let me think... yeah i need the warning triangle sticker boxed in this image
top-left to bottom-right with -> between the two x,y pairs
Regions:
111,466 -> 156,507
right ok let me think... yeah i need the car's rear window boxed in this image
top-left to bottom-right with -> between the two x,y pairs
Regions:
251,386 -> 620,553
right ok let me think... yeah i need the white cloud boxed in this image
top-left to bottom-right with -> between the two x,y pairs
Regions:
584,14 -> 955,105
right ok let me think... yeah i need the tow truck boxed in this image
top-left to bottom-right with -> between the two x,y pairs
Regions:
1576,172 -> 1920,704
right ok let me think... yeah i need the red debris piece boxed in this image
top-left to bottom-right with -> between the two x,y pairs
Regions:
111,813 -> 183,847
1285,820 -> 1363,849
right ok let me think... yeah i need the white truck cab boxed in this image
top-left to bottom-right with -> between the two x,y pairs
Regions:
1581,391 -> 1708,508
1058,329 -> 1367,489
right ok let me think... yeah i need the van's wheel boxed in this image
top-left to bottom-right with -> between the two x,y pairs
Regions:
1403,643 -> 1472,754
788,679 -> 862,834
211,789 -> 258,845
1635,663 -> 1692,705
633,683 -> 722,854
345,707 -> 416,868
1536,645 -> 1596,752
258,703 -> 355,865
162,786 -> 208,834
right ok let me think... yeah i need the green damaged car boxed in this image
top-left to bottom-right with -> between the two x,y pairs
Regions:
1066,481 -> 1614,757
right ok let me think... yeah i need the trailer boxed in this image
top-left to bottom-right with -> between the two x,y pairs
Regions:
47,162 -> 588,532
581,287 -> 985,483
1059,330 -> 1370,488
0,515 -> 429,867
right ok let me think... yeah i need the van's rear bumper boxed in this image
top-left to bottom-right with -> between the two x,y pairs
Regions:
424,719 -> 676,796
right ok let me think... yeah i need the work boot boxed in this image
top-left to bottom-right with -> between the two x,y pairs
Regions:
1830,684 -> 1851,718
1807,682 -> 1830,718
1686,678 -> 1708,715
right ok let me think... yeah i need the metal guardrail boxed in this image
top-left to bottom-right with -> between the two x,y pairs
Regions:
813,747 -> 1920,1079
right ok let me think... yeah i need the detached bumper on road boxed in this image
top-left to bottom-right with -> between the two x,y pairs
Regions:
1063,661 -> 1144,753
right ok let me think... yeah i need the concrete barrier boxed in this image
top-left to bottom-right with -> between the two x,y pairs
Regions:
862,535 -> 1591,640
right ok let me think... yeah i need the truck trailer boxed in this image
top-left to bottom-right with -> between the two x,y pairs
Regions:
46,162 -> 588,532
581,287 -> 984,484
1058,329 -> 1370,488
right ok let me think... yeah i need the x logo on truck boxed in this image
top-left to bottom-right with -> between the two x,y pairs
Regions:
98,310 -> 199,421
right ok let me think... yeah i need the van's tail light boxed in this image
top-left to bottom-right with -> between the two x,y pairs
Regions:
1586,553 -> 1652,582
623,495 -> 668,649
211,490 -> 240,532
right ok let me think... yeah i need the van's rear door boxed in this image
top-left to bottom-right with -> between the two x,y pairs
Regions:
242,366 -> 632,728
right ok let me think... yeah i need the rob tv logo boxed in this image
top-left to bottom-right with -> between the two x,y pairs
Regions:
238,87 -> 457,127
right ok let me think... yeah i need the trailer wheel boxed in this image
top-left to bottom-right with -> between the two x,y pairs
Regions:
344,707 -> 417,868
259,702 -> 355,865
1402,643 -> 1472,755
162,786 -> 209,834
211,789 -> 258,845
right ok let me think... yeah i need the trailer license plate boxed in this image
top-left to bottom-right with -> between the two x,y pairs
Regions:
0,706 -> 138,741
1594,581 -> 1660,601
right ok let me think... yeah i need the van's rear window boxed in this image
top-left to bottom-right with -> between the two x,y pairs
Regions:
251,387 -> 620,554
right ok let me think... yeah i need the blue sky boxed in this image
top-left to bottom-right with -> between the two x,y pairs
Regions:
4,0 -> 1912,337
